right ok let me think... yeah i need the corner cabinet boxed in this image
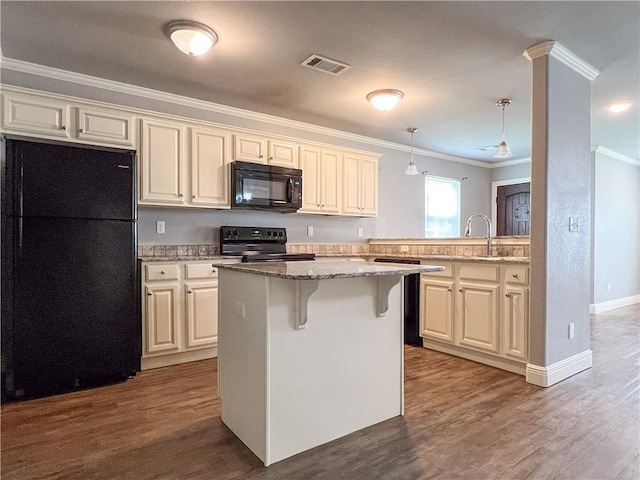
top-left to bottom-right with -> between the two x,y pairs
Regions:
299,144 -> 341,214
420,260 -> 530,375
141,261 -> 219,370
138,117 -> 231,208
342,153 -> 378,216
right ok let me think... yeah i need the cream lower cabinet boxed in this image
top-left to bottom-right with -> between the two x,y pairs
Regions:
420,261 -> 529,374
142,261 -> 219,370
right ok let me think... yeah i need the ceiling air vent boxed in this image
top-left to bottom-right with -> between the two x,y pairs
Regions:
301,54 -> 351,76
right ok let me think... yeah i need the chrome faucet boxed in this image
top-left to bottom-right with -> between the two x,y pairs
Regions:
464,214 -> 494,256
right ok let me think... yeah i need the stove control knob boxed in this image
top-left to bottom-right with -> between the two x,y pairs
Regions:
279,231 -> 284,237
267,231 -> 272,236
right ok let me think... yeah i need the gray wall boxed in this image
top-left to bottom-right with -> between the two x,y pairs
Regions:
591,151 -> 640,303
491,162 -> 531,183
2,69 -> 491,244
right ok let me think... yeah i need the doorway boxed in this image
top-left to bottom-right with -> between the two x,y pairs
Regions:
491,177 -> 531,236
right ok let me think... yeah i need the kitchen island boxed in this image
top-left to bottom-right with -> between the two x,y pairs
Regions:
215,260 -> 443,466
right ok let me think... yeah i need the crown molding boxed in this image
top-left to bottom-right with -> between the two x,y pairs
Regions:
488,157 -> 531,169
1,56 -> 495,168
523,41 -> 599,81
591,146 -> 640,167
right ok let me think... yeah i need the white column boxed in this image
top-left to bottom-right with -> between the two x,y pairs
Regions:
524,41 -> 599,387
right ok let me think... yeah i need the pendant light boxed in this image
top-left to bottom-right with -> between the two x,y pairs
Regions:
167,21 -> 218,56
405,127 -> 420,175
494,99 -> 513,158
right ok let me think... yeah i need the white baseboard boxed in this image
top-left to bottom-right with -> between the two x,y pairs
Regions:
141,346 -> 217,370
590,294 -> 639,314
526,350 -> 592,387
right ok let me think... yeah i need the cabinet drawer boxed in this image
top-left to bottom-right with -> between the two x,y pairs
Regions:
505,266 -> 529,286
458,264 -> 499,282
145,264 -> 179,281
421,263 -> 454,278
185,263 -> 219,279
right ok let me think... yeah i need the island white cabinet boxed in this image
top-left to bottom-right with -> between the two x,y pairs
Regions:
2,91 -> 135,147
139,118 -> 230,208
420,260 -> 530,374
232,133 -> 299,168
342,153 -> 378,216
141,261 -> 219,370
299,144 -> 341,214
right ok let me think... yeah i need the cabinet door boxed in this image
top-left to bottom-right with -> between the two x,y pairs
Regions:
233,133 -> 267,163
502,286 -> 528,360
190,126 -> 230,207
342,153 -> 361,215
420,278 -> 455,342
360,155 -> 378,216
457,282 -> 499,353
2,92 -> 70,138
299,145 -> 322,212
145,283 -> 180,354
268,140 -> 299,168
140,118 -> 186,204
77,107 -> 134,146
320,149 -> 341,214
185,282 -> 219,349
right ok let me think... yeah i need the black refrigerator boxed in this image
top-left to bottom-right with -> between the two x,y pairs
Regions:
1,137 -> 140,401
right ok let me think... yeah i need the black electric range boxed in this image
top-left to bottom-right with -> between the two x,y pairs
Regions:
220,226 -> 315,263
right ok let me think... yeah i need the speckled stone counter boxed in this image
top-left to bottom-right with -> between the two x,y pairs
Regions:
215,260 -> 443,280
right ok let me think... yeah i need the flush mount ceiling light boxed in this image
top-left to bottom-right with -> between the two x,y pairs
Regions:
494,98 -> 513,158
405,127 -> 420,175
606,102 -> 632,112
167,20 -> 217,56
367,89 -> 404,111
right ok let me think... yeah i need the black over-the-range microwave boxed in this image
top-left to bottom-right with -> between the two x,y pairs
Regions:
231,161 -> 303,213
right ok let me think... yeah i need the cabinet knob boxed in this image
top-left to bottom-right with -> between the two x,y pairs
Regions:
259,155 -> 264,158
188,290 -> 193,294
147,292 -> 152,296
212,268 -> 217,273
505,293 -> 511,298
321,204 -> 325,208
447,288 -> 451,292
161,270 -> 165,274
269,157 -> 273,160
458,289 -> 463,293
178,193 -> 184,198
192,195 -> 196,199
61,125 -> 66,131
512,274 -> 519,278
79,128 -> 85,133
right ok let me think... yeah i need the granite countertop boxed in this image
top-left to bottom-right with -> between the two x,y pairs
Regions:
215,260 -> 444,280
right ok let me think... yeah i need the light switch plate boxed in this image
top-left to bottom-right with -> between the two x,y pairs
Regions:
569,216 -> 579,232
307,226 -> 314,236
156,221 -> 165,234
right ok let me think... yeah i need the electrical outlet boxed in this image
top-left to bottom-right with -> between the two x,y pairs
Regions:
357,227 -> 363,238
568,322 -> 575,339
156,221 -> 165,234
307,226 -> 314,236
400,245 -> 409,252
569,216 -> 579,232
235,302 -> 246,319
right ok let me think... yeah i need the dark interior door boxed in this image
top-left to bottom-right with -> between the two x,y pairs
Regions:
497,183 -> 531,236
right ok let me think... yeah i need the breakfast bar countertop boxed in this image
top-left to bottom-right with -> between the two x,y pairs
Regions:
214,260 -> 444,280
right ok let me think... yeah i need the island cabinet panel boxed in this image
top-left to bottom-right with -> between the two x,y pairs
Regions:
218,269 -> 404,467
420,260 -> 530,375
141,261 -> 219,370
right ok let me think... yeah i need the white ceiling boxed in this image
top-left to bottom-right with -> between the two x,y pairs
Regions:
1,1 -> 638,163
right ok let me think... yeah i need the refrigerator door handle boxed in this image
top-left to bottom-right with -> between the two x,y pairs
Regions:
17,217 -> 23,251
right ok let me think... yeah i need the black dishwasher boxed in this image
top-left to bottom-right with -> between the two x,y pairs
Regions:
373,258 -> 422,346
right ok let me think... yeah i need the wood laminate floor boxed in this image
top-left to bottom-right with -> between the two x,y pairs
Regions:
2,305 -> 639,480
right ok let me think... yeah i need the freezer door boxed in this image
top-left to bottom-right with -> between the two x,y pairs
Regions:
12,217 -> 139,398
11,139 -> 135,220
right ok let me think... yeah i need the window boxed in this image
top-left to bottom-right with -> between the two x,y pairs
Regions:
425,176 -> 461,238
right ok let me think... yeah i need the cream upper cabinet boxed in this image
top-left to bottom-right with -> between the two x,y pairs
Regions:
139,119 -> 231,208
299,144 -> 341,214
233,133 -> 299,167
76,107 -> 134,146
2,91 -> 71,139
140,118 -> 186,205
1,91 -> 135,147
189,126 -> 230,207
342,153 -> 378,216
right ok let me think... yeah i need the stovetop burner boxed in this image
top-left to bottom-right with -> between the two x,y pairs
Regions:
220,226 -> 315,262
